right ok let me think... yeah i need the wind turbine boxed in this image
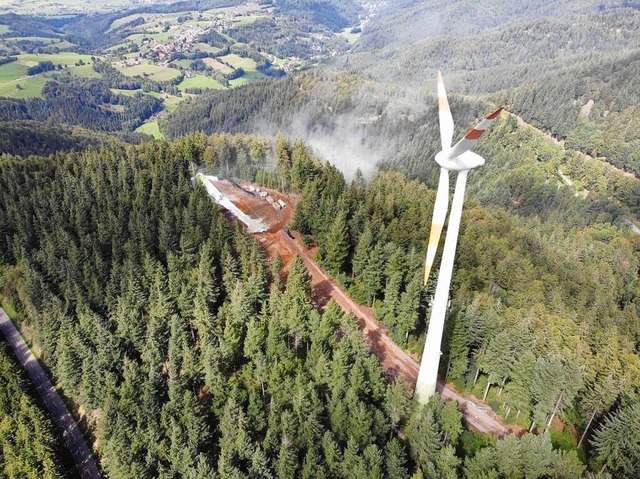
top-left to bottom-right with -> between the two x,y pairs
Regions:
415,71 -> 502,404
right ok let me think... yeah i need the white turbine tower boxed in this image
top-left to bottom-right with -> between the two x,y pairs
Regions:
415,71 -> 502,404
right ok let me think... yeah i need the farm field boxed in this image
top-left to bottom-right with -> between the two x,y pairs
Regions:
219,53 -> 258,71
233,15 -> 262,26
178,75 -> 225,92
0,62 -> 28,83
66,64 -> 102,78
162,95 -> 184,112
108,13 -> 153,32
48,40 -> 78,50
133,31 -> 176,43
229,70 -> 267,87
110,89 -> 183,112
0,75 -> 47,98
194,43 -> 222,54
17,52 -> 96,66
172,59 -> 193,69
135,120 -> 164,139
118,63 -> 181,82
202,57 -> 233,74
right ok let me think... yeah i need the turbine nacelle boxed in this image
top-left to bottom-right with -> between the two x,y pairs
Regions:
435,150 -> 485,171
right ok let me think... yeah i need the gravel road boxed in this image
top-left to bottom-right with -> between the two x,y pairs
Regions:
0,308 -> 101,479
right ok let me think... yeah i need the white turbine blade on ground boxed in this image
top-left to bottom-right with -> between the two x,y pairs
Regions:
437,71 -> 454,149
448,107 -> 503,159
424,168 -> 449,286
415,169 -> 469,404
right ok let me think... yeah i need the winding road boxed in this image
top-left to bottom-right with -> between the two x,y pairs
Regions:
0,308 -> 101,479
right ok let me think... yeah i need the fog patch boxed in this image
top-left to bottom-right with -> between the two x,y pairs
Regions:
251,79 -> 436,182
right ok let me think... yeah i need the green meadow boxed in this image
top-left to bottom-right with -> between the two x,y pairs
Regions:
118,63 -> 181,82
67,64 -> 102,78
17,52 -> 96,66
0,75 -> 47,98
135,120 -> 164,139
219,53 -> 258,71
194,43 -> 222,54
0,61 -> 28,83
162,95 -> 184,112
178,75 -> 225,92
203,57 -> 233,74
229,70 -> 268,87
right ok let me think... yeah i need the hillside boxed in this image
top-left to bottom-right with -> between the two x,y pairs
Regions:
1,0 -> 640,477
0,137 -> 608,477
340,1 -> 640,179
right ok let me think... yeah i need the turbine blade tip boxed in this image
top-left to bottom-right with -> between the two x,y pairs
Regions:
465,128 -> 485,140
487,107 -> 504,120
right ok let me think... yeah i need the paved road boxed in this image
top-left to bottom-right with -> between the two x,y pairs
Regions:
279,232 -> 510,436
0,308 -> 102,479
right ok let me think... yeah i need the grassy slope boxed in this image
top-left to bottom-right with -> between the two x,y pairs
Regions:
17,53 -> 96,66
135,120 -> 164,139
203,57 -> 233,74
229,70 -> 268,87
178,75 -> 225,91
220,53 -> 258,71
66,64 -> 102,78
118,62 -> 182,81
0,62 -> 28,83
0,75 -> 47,98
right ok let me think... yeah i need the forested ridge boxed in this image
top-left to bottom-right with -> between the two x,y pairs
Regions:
0,138 -> 432,478
0,120 -> 149,156
0,76 -> 162,132
339,1 -> 640,178
164,71 -> 640,226
0,135 -> 609,478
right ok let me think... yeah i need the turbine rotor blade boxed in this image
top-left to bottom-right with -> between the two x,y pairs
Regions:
437,71 -> 454,149
448,107 -> 503,159
424,168 -> 450,286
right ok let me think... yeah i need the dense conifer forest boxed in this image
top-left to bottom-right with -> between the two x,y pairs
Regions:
0,344 -> 70,478
1,0 -> 640,477
1,136 -> 617,477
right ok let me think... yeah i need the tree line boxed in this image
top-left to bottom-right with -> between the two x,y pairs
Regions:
0,76 -> 162,132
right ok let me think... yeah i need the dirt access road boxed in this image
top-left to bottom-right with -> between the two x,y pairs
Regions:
208,178 -> 510,436
271,230 -> 509,436
0,308 -> 102,479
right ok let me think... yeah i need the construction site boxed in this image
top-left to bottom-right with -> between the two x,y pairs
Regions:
197,173 -> 514,436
